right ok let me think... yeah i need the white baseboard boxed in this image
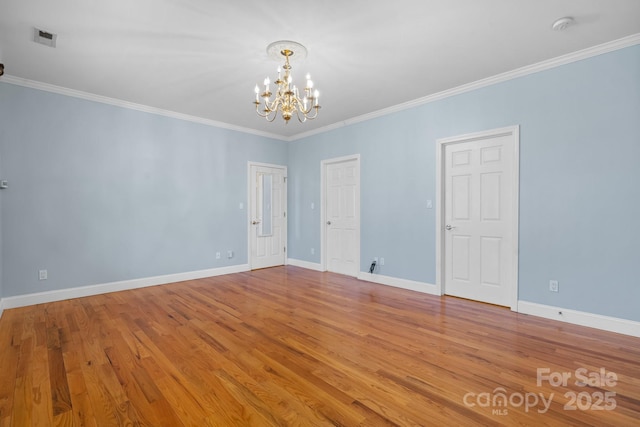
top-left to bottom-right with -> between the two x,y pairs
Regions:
2,264 -> 250,310
287,258 -> 324,272
518,301 -> 640,338
357,272 -> 439,295
5,263 -> 638,339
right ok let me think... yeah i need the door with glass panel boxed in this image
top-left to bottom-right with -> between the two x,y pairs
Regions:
249,163 -> 287,269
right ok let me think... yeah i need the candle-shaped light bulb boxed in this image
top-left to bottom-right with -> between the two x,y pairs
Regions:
254,84 -> 259,101
277,67 -> 281,79
303,97 -> 308,109
307,79 -> 313,89
264,77 -> 270,86
314,90 -> 319,106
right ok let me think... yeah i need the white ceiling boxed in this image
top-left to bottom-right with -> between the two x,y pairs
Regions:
1,0 -> 639,139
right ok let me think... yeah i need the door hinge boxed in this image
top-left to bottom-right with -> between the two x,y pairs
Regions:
283,211 -> 286,218
284,176 -> 287,183
284,246 -> 286,253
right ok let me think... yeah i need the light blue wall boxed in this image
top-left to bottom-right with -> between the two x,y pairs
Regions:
0,83 -> 287,298
1,44 -> 638,324
288,44 -> 640,322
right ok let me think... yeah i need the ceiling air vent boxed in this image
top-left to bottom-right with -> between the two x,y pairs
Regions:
33,27 -> 57,48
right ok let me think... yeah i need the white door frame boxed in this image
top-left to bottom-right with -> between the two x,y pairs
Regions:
320,154 -> 361,273
247,161 -> 288,269
435,125 -> 520,311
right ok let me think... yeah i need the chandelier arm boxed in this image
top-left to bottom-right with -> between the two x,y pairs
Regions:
255,104 -> 269,118
265,111 -> 278,122
257,98 -> 277,119
291,95 -> 308,123
266,97 -> 284,122
305,106 -> 320,120
256,100 -> 280,122
294,107 -> 307,123
299,99 -> 313,115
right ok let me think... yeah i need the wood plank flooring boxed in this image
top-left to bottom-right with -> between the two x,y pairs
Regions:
0,266 -> 638,426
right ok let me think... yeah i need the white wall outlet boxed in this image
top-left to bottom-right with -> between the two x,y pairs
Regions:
239,202 -> 244,210
216,252 -> 221,259
549,280 -> 559,292
39,269 -> 48,280
380,257 -> 385,266
426,199 -> 433,209
310,248 -> 315,255
227,250 -> 233,259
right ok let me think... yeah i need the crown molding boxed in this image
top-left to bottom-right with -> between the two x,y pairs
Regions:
0,75 -> 288,141
289,33 -> 640,141
2,33 -> 638,143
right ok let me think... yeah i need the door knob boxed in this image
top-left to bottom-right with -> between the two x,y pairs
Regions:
252,220 -> 261,225
445,224 -> 455,230
326,221 -> 332,225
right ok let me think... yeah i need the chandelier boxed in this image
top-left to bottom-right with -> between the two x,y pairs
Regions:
253,41 -> 320,123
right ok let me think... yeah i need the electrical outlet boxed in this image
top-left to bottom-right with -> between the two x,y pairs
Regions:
380,257 -> 385,266
39,269 -> 48,280
311,248 -> 315,255
216,252 -> 221,259
227,250 -> 233,259
549,280 -> 559,292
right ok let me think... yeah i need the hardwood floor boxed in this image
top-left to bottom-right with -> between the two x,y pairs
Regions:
0,266 -> 638,426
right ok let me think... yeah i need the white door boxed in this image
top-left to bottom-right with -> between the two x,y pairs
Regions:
323,156 -> 360,277
441,128 -> 518,307
249,163 -> 286,270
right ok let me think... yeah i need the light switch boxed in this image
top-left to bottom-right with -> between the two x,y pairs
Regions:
426,200 -> 433,209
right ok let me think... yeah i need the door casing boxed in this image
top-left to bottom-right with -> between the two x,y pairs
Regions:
435,126 -> 520,310
321,154 -> 361,275
247,161 -> 288,270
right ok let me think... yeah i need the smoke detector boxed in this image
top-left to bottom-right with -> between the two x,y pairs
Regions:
552,17 -> 575,31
